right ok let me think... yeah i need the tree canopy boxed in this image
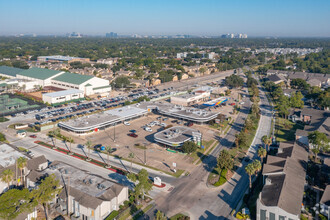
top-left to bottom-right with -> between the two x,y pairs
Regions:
181,141 -> 198,154
225,74 -> 244,88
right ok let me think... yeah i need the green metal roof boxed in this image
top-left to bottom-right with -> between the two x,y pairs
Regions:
92,85 -> 111,90
52,72 -> 93,85
0,66 -> 24,77
0,83 -> 7,87
18,67 -> 62,80
85,83 -> 92,87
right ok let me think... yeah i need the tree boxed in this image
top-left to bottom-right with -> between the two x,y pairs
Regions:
247,77 -> 258,88
252,159 -> 262,175
155,210 -> 167,220
67,137 -> 74,153
290,78 -> 309,90
0,132 -> 6,142
308,131 -> 330,157
85,140 -> 92,160
112,76 -> 130,88
181,141 -> 198,154
0,188 -> 34,220
225,74 -> 244,88
245,163 -> 255,189
217,150 -> 234,171
199,67 -> 207,75
128,152 -> 135,173
31,174 -> 61,220
0,169 -> 14,189
258,147 -> 267,162
17,157 -> 28,187
48,129 -> 60,148
105,146 -> 112,167
290,91 -> 304,109
135,169 -> 153,201
261,135 -> 271,149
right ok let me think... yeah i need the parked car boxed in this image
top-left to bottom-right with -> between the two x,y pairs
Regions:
160,123 -> 167,127
230,103 -> 236,106
128,133 -> 138,138
124,121 -> 130,126
29,135 -> 37,138
145,127 -> 152,132
163,117 -> 168,121
187,122 -> 194,127
27,151 -> 34,157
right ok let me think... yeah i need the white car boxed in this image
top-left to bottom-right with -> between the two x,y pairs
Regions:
240,102 -> 245,105
148,123 -> 155,127
145,127 -> 152,132
160,123 -> 167,127
124,121 -> 130,126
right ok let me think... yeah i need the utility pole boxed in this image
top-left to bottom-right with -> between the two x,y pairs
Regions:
67,176 -> 70,216
144,143 -> 147,165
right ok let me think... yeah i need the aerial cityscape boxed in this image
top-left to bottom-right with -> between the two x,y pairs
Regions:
0,0 -> 329,220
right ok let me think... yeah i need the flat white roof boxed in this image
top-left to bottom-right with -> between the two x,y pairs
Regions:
38,55 -> 83,61
0,143 -> 27,168
43,89 -> 84,98
104,106 -> 147,118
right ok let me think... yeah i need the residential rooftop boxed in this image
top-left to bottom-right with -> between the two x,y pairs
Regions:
47,161 -> 125,209
0,143 -> 27,168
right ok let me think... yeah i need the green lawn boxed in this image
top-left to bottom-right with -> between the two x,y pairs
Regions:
0,117 -> 9,122
190,139 -> 216,163
170,213 -> 190,220
275,118 -> 304,142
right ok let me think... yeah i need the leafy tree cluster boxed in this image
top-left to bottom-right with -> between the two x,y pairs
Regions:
293,49 -> 330,74
217,150 -> 234,171
308,131 -> 330,158
225,74 -> 244,88
112,76 -> 131,88
182,141 -> 198,154
290,78 -> 310,90
131,169 -> 153,203
0,174 -> 60,220
0,132 -> 6,142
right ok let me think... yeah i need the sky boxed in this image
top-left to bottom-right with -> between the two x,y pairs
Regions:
0,0 -> 330,37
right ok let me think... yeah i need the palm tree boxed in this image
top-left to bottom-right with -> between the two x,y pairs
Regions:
261,135 -> 271,150
252,160 -> 262,176
17,157 -> 28,187
67,137 -> 74,153
105,146 -> 112,167
128,152 -> 135,172
1,169 -> 14,189
245,163 -> 255,189
49,129 -> 60,148
258,147 -> 267,162
85,140 -> 92,160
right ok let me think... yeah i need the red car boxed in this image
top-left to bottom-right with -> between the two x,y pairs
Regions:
128,133 -> 138,138
29,135 -> 37,138
187,122 -> 194,127
230,103 -> 236,106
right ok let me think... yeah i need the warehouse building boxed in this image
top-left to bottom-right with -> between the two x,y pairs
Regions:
37,55 -> 90,63
42,89 -> 84,104
16,67 -> 64,87
170,90 -> 210,106
154,126 -> 202,148
0,66 -> 25,79
51,72 -> 111,96
4,66 -> 111,96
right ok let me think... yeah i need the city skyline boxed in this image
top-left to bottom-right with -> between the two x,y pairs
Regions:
1,0 -> 330,37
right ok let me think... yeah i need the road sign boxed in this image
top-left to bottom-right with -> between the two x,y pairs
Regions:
201,145 -> 205,149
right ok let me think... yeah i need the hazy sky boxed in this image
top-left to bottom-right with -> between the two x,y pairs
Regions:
1,0 -> 330,37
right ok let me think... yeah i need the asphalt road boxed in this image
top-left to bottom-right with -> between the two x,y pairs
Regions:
143,80 -> 273,220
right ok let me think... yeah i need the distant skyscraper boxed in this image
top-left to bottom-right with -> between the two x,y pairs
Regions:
105,32 -> 118,38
